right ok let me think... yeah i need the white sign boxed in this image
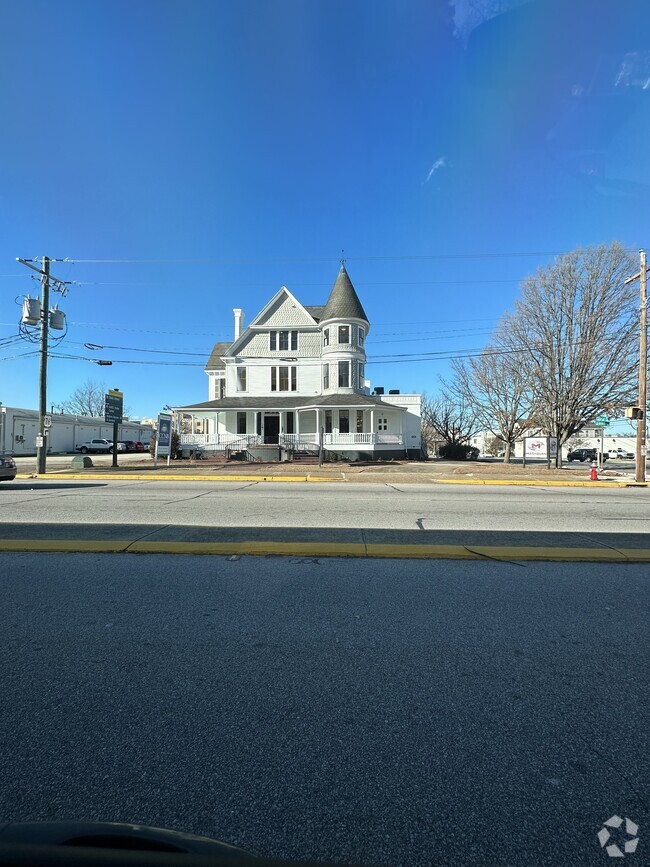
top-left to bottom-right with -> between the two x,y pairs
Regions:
43,415 -> 52,429
35,435 -> 44,447
524,436 -> 558,459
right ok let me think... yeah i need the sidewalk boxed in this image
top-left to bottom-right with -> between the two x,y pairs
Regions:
14,456 -> 646,487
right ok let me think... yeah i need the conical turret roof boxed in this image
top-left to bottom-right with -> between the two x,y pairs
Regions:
322,265 -> 368,323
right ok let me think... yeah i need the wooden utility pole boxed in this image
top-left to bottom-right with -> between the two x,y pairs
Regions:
37,256 -> 50,475
638,251 -> 648,484
625,250 -> 648,484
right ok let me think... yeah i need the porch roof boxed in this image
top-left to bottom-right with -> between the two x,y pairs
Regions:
175,394 -> 406,412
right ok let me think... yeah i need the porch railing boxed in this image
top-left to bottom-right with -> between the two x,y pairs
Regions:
180,432 -> 404,448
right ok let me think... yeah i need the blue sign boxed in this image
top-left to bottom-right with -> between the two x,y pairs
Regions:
156,414 -> 172,456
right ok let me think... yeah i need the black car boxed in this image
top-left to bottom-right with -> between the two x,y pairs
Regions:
0,454 -> 17,482
567,447 -> 607,462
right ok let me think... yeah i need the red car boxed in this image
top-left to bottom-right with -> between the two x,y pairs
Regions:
134,441 -> 145,452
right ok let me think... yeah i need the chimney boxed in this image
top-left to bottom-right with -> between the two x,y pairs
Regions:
233,308 -> 244,340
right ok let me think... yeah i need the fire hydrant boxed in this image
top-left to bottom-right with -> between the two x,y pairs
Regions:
590,461 -> 599,481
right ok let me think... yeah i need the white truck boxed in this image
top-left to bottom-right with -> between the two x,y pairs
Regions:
75,438 -> 115,454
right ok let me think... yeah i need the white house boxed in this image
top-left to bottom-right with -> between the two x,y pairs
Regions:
175,266 -> 423,461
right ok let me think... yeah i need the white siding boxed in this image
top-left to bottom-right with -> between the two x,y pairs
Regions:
225,358 -> 321,397
233,329 -> 320,358
255,294 -> 317,328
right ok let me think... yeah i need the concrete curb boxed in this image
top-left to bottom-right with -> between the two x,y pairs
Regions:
1,538 -> 650,561
14,472 -> 644,487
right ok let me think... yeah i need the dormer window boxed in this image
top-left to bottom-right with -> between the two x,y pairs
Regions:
338,325 -> 350,344
358,327 -> 365,346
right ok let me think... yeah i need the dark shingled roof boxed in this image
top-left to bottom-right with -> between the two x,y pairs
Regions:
205,342 -> 230,371
321,266 -> 368,323
176,394 -> 404,411
304,305 -> 325,322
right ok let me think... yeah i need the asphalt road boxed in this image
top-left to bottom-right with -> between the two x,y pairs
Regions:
0,553 -> 647,866
0,479 -> 650,557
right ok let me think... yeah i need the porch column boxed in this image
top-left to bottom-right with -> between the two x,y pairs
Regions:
191,414 -> 195,434
296,410 -> 300,439
280,412 -> 284,435
399,412 -> 403,443
370,409 -> 375,443
315,408 -> 320,440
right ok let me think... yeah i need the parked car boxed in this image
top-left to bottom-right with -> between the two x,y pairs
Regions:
0,455 -> 17,482
119,440 -> 138,452
608,448 -> 635,460
75,439 -> 115,454
567,448 -> 607,462
133,441 -> 145,452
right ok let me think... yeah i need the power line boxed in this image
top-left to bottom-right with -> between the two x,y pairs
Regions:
60,251 -> 572,264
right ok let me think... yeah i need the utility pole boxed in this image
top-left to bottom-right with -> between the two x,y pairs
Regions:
17,256 -> 70,475
638,252 -> 647,484
625,250 -> 648,484
37,256 -> 50,474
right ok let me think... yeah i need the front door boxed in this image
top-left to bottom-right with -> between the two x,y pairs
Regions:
264,414 -> 280,444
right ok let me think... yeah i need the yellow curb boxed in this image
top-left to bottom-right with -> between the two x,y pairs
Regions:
434,478 -> 627,487
2,539 -> 650,562
16,473 -> 346,483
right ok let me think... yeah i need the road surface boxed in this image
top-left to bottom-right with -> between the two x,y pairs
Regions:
0,552 -> 647,866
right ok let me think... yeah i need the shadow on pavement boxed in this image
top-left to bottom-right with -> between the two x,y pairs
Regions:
0,522 -> 649,550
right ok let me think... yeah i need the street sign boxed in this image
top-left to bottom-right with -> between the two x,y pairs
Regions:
35,435 -> 44,447
595,415 -> 609,426
43,415 -> 52,429
105,389 -> 123,424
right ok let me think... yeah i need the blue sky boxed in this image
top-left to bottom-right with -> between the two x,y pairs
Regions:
1,0 -> 648,424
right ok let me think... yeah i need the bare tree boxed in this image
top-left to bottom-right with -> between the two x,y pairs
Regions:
60,379 -> 107,417
506,243 -> 638,464
421,392 -> 482,454
448,332 -> 534,462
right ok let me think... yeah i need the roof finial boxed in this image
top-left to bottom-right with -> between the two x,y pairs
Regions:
340,248 -> 345,267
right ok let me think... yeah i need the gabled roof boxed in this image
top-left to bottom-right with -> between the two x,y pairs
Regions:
205,342 -> 230,371
247,286 -> 320,328
321,265 -> 368,323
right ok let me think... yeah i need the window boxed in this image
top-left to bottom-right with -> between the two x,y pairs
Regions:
323,364 -> 329,389
339,410 -> 350,433
271,366 -> 297,391
325,410 -> 332,433
237,412 -> 247,435
338,325 -> 350,344
358,327 -> 365,346
358,362 -> 365,384
270,330 -> 297,351
338,360 -> 349,387
357,411 -> 364,433
377,417 -> 388,431
323,328 -> 329,347
285,412 -> 294,434
218,378 -> 226,399
236,367 -> 247,391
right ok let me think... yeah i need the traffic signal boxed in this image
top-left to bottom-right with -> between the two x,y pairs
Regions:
625,406 -> 644,419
